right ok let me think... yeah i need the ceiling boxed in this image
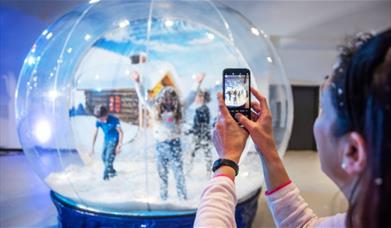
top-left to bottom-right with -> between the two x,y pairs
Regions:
1,0 -> 390,84
2,0 -> 390,37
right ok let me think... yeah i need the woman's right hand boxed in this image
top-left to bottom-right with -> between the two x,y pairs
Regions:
235,87 -> 278,159
131,71 -> 140,83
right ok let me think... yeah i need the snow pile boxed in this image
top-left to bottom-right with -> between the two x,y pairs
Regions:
46,116 -> 263,213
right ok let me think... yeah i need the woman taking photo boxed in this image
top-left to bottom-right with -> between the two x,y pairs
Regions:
195,29 -> 390,227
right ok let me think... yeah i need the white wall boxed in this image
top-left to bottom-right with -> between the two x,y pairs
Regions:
224,0 -> 391,85
0,73 -> 18,148
0,6 -> 46,149
1,1 -> 390,149
275,38 -> 340,85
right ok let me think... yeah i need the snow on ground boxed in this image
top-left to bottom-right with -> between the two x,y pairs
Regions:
46,116 -> 263,213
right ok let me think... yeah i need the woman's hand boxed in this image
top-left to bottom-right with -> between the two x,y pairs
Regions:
235,87 -> 290,190
194,72 -> 205,84
131,71 -> 140,83
235,87 -> 278,159
213,93 -> 249,164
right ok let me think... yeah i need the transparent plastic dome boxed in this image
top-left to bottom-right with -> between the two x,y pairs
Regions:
16,0 -> 293,214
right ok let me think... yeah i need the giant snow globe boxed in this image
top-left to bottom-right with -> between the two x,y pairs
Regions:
16,0 -> 293,226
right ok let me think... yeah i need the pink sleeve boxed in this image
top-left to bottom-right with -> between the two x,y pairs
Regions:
194,176 -> 237,228
266,183 -> 346,228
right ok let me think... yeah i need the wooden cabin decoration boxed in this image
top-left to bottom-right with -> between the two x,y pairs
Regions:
78,51 -> 182,126
84,89 -> 139,125
147,72 -> 176,99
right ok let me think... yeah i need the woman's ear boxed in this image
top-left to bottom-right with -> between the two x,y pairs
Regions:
340,132 -> 367,175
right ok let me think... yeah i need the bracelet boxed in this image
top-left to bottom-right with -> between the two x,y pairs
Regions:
265,180 -> 292,196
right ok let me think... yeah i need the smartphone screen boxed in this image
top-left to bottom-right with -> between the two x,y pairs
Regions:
223,68 -> 251,120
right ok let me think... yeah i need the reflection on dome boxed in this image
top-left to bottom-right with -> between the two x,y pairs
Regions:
16,0 -> 292,215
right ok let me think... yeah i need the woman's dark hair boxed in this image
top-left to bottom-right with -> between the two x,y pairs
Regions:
156,86 -> 182,122
330,29 -> 391,228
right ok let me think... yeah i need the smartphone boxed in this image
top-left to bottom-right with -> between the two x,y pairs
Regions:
222,68 -> 251,121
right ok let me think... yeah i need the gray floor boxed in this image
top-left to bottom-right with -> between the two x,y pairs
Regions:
0,154 -> 57,227
0,151 -> 347,228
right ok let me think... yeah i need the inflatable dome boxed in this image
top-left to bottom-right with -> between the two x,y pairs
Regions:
16,0 -> 293,217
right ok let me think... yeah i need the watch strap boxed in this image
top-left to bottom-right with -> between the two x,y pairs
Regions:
212,159 -> 239,176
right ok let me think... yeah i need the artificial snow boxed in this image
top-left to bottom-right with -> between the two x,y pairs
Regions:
46,116 -> 263,213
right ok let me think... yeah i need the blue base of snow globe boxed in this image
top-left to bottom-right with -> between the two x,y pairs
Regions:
50,188 -> 261,228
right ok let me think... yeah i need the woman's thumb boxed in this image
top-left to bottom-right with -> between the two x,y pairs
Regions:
235,113 -> 253,131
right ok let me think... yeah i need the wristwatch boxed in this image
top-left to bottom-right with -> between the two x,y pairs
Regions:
212,159 -> 239,176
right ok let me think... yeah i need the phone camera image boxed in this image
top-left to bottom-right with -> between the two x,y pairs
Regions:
224,74 -> 250,108
223,69 -> 251,119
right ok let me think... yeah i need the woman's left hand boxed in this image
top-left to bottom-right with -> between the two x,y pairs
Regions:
194,72 -> 205,84
213,93 -> 249,164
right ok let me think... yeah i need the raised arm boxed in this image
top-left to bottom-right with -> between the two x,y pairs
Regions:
235,87 -> 330,227
235,88 -> 290,191
182,73 -> 204,109
131,71 -> 154,111
194,93 -> 249,228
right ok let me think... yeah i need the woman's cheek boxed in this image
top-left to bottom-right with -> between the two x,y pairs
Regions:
313,117 -> 322,147
313,117 -> 329,173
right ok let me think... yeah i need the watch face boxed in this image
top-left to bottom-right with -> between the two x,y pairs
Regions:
212,159 -> 223,172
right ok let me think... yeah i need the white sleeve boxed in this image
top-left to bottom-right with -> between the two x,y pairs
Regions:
182,83 -> 201,109
194,176 -> 237,228
266,183 -> 345,228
